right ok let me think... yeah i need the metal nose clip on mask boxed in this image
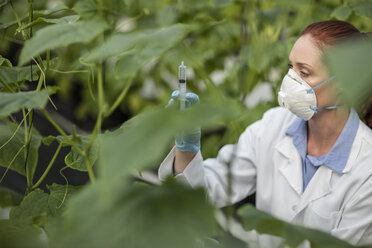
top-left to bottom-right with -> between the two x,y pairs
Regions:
278,69 -> 339,120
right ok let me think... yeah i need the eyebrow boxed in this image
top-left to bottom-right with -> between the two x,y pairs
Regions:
288,59 -> 312,69
296,62 -> 312,69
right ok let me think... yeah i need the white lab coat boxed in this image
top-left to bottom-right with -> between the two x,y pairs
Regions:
158,107 -> 372,246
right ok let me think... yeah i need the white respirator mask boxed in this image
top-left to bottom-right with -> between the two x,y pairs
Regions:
278,68 -> 340,120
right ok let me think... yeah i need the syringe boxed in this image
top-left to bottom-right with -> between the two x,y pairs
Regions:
179,61 -> 187,110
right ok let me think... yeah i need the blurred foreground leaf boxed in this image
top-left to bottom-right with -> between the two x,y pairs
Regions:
100,97 -> 243,181
0,186 -> 22,207
16,15 -> 80,32
326,39 -> 372,110
0,219 -> 47,248
238,204 -> 355,248
47,179 -> 216,248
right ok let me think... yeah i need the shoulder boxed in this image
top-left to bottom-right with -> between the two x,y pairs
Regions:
358,120 -> 372,146
261,106 -> 296,123
259,106 -> 298,133
241,107 -> 298,140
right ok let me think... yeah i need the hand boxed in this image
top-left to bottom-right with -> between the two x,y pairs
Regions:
167,90 -> 201,153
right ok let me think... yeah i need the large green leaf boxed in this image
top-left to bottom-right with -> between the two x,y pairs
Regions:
238,204 -> 355,248
9,184 -> 79,226
0,0 -> 9,8
350,0 -> 372,18
0,5 -> 69,30
0,65 -> 39,90
114,24 -> 195,79
9,189 -> 49,226
0,219 -> 47,248
325,39 -> 372,109
19,18 -> 108,65
73,0 -> 99,19
331,5 -> 352,20
0,90 -> 50,117
47,179 -> 216,248
99,97 -> 242,181
16,15 -> 80,32
84,24 -> 194,63
0,122 -> 41,177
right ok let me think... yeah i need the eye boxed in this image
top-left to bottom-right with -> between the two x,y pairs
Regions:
300,71 -> 309,77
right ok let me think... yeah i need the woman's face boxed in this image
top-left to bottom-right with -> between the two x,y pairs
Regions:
288,34 -> 341,108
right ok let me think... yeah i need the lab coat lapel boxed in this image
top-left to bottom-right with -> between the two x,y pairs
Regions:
275,136 -> 303,196
295,166 -> 332,215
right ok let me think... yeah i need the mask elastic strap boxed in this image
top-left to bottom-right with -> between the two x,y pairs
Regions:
310,105 -> 346,113
306,76 -> 336,94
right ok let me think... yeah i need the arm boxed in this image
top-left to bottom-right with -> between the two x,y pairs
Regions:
159,119 -> 262,208
174,148 -> 196,173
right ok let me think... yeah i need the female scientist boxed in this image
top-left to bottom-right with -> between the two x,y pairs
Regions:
158,20 -> 372,246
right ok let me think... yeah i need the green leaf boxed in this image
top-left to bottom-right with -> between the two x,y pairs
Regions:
0,0 -> 9,8
114,24 -> 194,79
84,24 -> 194,63
100,97 -> 242,181
0,65 -> 39,90
0,186 -> 22,207
42,134 -> 99,171
16,15 -> 80,33
9,184 -> 80,226
73,0 -> 99,19
351,0 -> 372,18
47,179 -> 216,248
19,18 -> 108,65
9,189 -> 49,226
326,39 -> 372,110
0,90 -> 50,117
0,55 -> 12,67
64,135 -> 99,171
0,5 -> 69,30
331,5 -> 352,20
238,204 -> 355,248
0,219 -> 47,248
46,183 -> 80,216
0,122 -> 41,177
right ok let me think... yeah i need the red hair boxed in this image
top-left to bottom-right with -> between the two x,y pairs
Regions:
301,20 -> 362,48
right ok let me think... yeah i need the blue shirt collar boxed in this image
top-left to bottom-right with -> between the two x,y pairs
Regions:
286,109 -> 360,174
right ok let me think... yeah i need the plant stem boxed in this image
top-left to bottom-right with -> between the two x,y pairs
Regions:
104,78 -> 132,118
41,109 -> 83,154
83,65 -> 106,183
41,109 -> 98,183
46,50 -> 50,71
97,65 -> 105,119
84,155 -> 96,183
32,143 -> 62,190
24,110 -> 34,192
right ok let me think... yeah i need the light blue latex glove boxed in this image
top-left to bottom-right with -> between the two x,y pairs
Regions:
167,90 -> 201,153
